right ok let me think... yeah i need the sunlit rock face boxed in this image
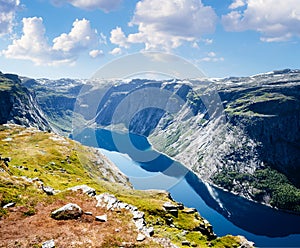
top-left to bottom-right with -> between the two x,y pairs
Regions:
14,69 -> 300,209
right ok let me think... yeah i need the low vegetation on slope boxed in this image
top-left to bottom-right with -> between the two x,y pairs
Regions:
213,168 -> 300,212
0,125 -> 251,247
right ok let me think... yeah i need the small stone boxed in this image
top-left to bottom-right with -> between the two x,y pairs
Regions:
95,193 -> 118,208
182,240 -> 191,246
134,218 -> 146,230
31,177 -> 40,182
42,185 -> 56,195
163,202 -> 178,210
115,228 -> 120,232
133,211 -> 144,220
182,208 -> 197,214
166,218 -> 173,225
178,203 -> 184,210
68,185 -> 96,197
84,212 -> 93,216
145,226 -> 154,237
42,239 -> 55,248
163,202 -> 179,217
95,214 -> 107,222
136,233 -> 146,242
168,209 -> 178,217
117,202 -> 128,209
127,204 -> 138,212
3,202 -> 16,209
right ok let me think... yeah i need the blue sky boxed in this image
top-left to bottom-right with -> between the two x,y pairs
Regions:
0,0 -> 299,79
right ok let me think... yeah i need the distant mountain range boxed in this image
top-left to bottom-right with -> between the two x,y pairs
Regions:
1,69 -> 300,213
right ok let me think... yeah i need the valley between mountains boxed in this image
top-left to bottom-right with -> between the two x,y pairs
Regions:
1,69 -> 300,247
20,69 -> 300,213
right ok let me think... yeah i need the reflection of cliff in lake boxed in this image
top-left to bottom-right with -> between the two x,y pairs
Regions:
184,171 -> 300,237
73,128 -> 300,241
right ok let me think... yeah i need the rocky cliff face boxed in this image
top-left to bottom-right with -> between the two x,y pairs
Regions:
0,72 -> 49,130
10,69 -> 300,212
22,77 -> 84,134
149,70 -> 300,211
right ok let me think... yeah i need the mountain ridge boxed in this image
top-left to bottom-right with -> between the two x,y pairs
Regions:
2,69 -> 300,213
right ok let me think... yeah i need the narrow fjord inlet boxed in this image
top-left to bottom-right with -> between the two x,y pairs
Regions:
1,69 -> 300,247
75,128 -> 300,247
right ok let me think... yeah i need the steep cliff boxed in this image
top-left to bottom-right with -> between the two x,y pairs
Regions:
22,78 -> 84,134
0,72 -> 49,130
149,69 -> 300,211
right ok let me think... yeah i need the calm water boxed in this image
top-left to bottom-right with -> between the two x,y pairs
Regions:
74,128 -> 300,247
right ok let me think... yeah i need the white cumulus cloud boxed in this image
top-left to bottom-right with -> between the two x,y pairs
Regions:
222,0 -> 300,42
229,0 -> 246,9
0,0 -> 20,36
53,18 -> 97,52
89,49 -> 104,58
2,17 -> 99,65
51,0 -> 122,12
200,51 -> 224,62
109,0 -> 217,51
109,47 -> 122,55
110,26 -> 129,48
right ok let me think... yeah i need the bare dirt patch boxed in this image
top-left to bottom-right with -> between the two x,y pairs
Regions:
0,192 -> 149,247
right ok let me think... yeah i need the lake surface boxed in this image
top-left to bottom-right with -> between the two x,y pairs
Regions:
74,128 -> 300,247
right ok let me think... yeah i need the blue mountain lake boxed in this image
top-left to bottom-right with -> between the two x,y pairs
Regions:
73,128 -> 300,247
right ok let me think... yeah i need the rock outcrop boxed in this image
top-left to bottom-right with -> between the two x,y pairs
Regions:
41,239 -> 55,248
0,72 -> 50,130
68,185 -> 96,196
51,203 -> 83,220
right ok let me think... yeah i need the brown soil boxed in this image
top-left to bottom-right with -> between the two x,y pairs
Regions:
0,192 -> 153,248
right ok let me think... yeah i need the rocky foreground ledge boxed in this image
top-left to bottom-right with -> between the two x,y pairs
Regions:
1,179 -> 255,247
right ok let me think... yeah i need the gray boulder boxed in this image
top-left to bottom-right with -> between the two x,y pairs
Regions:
51,203 -> 82,220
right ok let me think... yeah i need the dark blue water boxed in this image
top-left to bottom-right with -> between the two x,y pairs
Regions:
74,128 -> 300,247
